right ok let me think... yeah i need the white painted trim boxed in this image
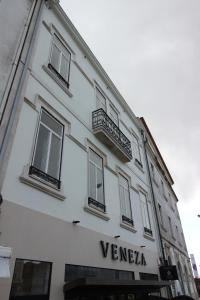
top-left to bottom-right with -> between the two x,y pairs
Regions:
19,164 -> 66,201
42,65 -> 73,97
143,234 -> 155,242
84,205 -> 110,221
120,222 -> 137,233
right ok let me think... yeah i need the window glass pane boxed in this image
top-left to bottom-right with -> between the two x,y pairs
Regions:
10,259 -> 51,297
119,185 -> 126,216
60,54 -> 70,80
89,149 -> 102,169
51,42 -> 60,72
89,162 -> 96,199
119,175 -> 131,219
132,136 -> 141,161
41,111 -> 63,136
96,168 -> 104,204
140,193 -> 151,229
110,106 -> 118,125
119,175 -> 128,189
48,134 -> 62,179
124,189 -> 131,219
33,124 -> 50,173
96,88 -> 106,111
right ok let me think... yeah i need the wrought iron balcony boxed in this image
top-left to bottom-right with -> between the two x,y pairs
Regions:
92,109 -> 132,162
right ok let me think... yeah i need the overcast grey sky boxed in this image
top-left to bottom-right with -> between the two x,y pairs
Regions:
60,0 -> 200,273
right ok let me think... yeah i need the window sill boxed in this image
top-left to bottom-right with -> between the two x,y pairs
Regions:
19,164 -> 66,201
120,221 -> 137,233
84,205 -> 110,221
143,233 -> 155,241
134,159 -> 144,172
42,65 -> 73,98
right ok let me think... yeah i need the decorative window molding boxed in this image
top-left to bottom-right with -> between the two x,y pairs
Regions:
132,134 -> 143,170
19,102 -> 70,200
30,108 -> 64,189
84,205 -> 110,221
139,189 -> 153,237
44,25 -> 73,94
118,172 -> 134,228
95,85 -> 107,112
87,147 -> 106,214
42,65 -> 73,97
20,164 -> 66,201
109,104 -> 119,126
120,221 -> 137,233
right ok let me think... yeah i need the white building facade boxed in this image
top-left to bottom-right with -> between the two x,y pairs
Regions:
0,1 -> 197,300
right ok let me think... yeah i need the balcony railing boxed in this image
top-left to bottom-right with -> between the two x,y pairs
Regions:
92,109 -> 132,162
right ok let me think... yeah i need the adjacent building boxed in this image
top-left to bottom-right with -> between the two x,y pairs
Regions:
140,118 -> 197,299
0,1 -> 197,300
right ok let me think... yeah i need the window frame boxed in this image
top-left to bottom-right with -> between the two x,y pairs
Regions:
132,134 -> 143,168
29,108 -> 64,189
9,258 -> 52,300
95,86 -> 107,112
139,190 -> 152,236
109,104 -> 119,127
88,148 -> 105,212
118,173 -> 133,226
168,216 -> 174,238
158,203 -> 164,226
48,33 -> 71,88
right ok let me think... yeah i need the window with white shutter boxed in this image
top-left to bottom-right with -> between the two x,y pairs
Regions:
96,87 -> 106,112
88,149 -> 105,212
49,34 -> 71,88
119,174 -> 133,226
30,109 -> 64,189
140,191 -> 152,235
132,135 -> 142,168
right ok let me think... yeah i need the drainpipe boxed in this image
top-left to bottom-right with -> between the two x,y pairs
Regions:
141,129 -> 172,299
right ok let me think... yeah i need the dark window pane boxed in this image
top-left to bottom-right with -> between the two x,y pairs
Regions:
65,264 -> 134,282
48,133 -> 62,179
33,124 -> 50,173
10,259 -> 52,298
41,111 -> 63,136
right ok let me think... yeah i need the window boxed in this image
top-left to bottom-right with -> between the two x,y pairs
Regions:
10,259 -> 52,300
119,174 -> 133,225
132,135 -> 142,167
151,163 -> 155,177
140,192 -> 152,235
96,87 -> 106,111
158,203 -> 164,226
169,193 -> 174,210
88,148 -> 105,211
65,264 -> 134,282
30,109 -> 64,189
168,216 -> 174,238
49,34 -> 71,88
110,105 -> 119,126
175,225 -> 179,242
161,180 -> 166,197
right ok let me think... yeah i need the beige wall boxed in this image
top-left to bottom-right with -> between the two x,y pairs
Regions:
0,200 -> 159,300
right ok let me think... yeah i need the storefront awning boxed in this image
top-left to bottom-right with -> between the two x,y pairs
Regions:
64,277 -> 171,294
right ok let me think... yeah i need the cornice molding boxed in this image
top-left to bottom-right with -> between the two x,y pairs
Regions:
48,1 -> 140,131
